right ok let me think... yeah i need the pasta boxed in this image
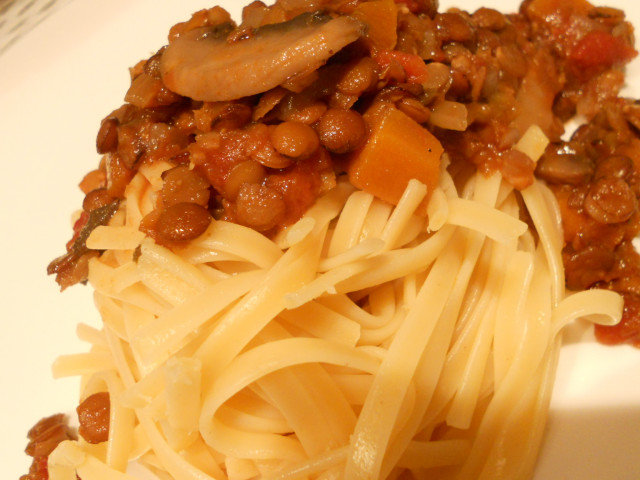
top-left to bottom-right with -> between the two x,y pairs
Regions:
46,130 -> 621,479
24,0 -> 639,478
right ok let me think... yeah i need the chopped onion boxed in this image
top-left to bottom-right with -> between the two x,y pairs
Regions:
429,100 -> 468,131
514,124 -> 549,162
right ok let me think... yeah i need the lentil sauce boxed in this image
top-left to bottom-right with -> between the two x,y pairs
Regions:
46,0 -> 640,351
20,415 -> 75,480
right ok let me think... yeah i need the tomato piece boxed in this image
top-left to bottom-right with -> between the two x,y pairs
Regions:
373,50 -> 429,84
569,31 -> 636,71
266,156 -> 322,226
595,293 -> 640,347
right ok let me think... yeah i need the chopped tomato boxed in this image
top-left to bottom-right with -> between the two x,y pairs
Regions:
373,50 -> 429,84
26,456 -> 49,480
569,31 -> 636,72
266,154 -> 325,225
595,293 -> 640,347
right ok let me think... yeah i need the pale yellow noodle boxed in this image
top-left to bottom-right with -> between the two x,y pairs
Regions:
50,162 -> 622,480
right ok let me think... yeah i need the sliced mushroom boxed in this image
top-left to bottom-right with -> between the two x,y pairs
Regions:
161,13 -> 365,102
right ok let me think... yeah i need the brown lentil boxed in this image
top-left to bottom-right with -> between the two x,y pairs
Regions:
161,165 -> 211,208
83,188 -> 116,212
421,62 -> 452,97
594,154 -> 634,180
246,124 -> 295,169
156,203 -> 212,243
105,153 -> 135,198
584,177 -> 637,224
77,392 -> 111,444
223,160 -> 267,199
336,57 -> 379,96
79,169 -> 107,194
472,7 -> 507,30
213,103 -> 253,131
535,148 -> 593,185
315,108 -> 366,154
278,93 -> 327,124
436,12 -> 474,43
270,121 -> 320,159
235,183 -> 286,231
96,118 -> 119,154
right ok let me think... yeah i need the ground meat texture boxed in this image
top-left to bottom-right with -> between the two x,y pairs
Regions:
156,203 -> 212,243
270,121 -> 320,159
77,392 -> 111,444
315,108 -> 366,154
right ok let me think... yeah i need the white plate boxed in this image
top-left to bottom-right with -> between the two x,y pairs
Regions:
0,0 -> 639,478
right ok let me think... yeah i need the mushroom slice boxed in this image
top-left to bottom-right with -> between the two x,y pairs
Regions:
160,13 -> 365,102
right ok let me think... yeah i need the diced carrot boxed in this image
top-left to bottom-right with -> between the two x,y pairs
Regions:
347,102 -> 443,208
352,0 -> 398,52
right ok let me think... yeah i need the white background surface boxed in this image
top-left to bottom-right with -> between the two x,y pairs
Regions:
0,0 -> 639,478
